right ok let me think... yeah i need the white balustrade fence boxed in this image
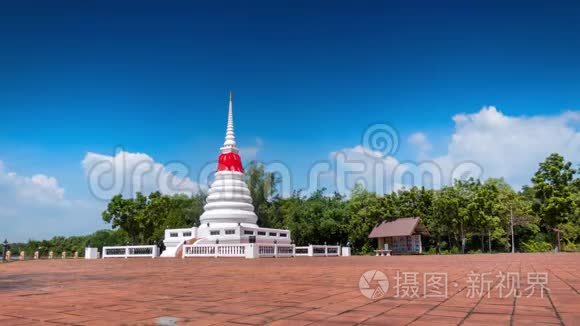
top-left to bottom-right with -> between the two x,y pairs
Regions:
217,245 -> 246,257
276,245 -> 294,257
102,245 -> 159,258
326,246 -> 340,256
294,246 -> 310,256
184,245 -> 216,257
182,244 -> 343,258
310,245 -> 341,257
183,244 -> 246,258
256,244 -> 295,258
258,245 -> 275,257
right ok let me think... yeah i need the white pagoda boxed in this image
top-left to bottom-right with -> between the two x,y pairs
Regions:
161,93 -> 291,257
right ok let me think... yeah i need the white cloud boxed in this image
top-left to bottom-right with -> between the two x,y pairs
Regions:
310,145 -> 403,195
408,132 -> 427,145
0,160 -> 104,242
82,150 -> 199,200
239,137 -> 264,161
325,106 -> 579,194
0,161 -> 65,204
429,106 -> 580,188
2,149 -> 203,242
408,132 -> 432,159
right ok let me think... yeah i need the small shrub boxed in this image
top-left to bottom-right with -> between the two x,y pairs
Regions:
561,242 -> 580,252
468,249 -> 482,254
359,243 -> 375,255
521,240 -> 553,253
441,247 -> 460,255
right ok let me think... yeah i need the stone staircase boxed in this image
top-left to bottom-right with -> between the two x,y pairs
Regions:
175,238 -> 199,258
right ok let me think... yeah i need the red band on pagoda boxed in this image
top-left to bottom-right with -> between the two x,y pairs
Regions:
217,152 -> 244,172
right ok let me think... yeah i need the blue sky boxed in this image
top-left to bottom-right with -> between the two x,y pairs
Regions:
1,1 -> 579,241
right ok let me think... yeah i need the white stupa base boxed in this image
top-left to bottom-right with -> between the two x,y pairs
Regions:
161,223 -> 291,257
160,228 -> 198,257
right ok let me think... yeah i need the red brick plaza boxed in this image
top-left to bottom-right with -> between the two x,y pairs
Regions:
0,253 -> 579,325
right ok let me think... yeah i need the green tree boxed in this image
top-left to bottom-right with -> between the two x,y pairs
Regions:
531,154 -> 578,243
469,181 -> 497,252
142,192 -> 171,245
433,185 -> 461,252
455,179 -> 479,253
245,161 -> 280,226
102,192 -> 207,246
163,193 -> 206,229
396,187 -> 434,219
102,194 -> 142,243
347,184 -> 386,253
491,180 -> 537,253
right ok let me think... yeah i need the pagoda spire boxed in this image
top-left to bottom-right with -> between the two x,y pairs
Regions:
221,91 -> 238,153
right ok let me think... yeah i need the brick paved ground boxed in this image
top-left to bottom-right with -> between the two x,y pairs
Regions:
0,253 -> 579,325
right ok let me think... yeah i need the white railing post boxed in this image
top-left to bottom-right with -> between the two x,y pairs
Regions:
308,245 -> 314,257
341,246 -> 351,256
214,245 -> 218,258
85,248 -> 99,259
245,244 -> 258,259
125,247 -> 129,259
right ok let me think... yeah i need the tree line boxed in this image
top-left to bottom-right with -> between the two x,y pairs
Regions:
10,153 -> 579,256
